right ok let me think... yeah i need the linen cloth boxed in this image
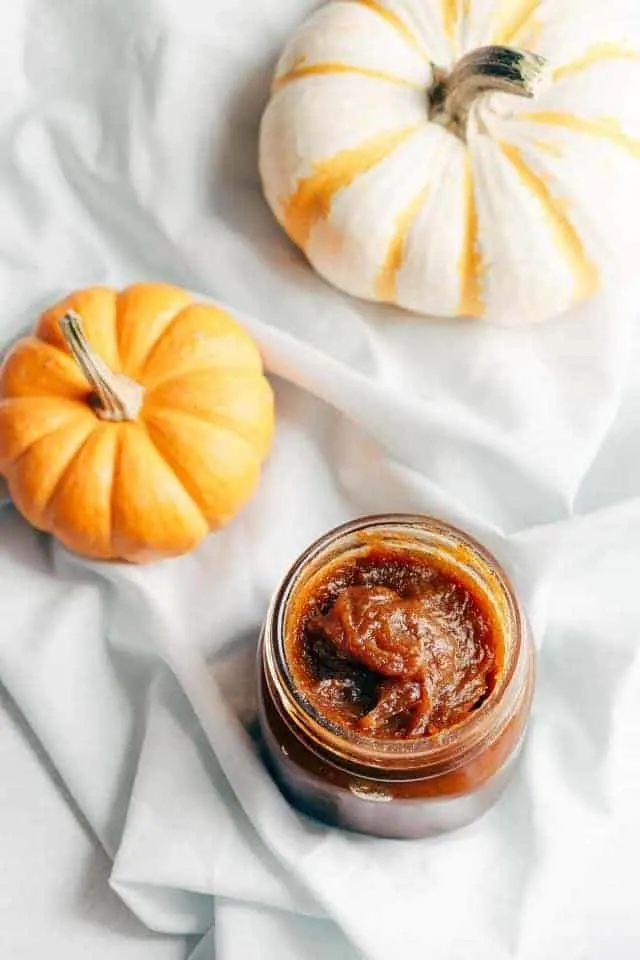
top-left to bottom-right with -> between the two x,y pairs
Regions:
1,1 -> 640,958
0,685 -> 188,960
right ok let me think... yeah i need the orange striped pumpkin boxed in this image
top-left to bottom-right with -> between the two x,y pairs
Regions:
260,0 -> 640,324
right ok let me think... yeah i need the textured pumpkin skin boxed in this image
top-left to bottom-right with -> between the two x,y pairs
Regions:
260,0 -> 640,324
0,284 -> 275,562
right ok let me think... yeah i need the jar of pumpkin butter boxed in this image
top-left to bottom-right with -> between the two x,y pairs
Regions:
258,515 -> 535,839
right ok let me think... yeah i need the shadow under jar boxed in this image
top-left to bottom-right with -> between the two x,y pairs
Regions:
258,515 -> 535,839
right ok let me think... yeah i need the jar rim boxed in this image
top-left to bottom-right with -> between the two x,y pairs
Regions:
262,514 -> 525,778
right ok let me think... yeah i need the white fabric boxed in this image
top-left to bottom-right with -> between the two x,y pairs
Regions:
0,686 -> 189,959
1,1 -> 640,958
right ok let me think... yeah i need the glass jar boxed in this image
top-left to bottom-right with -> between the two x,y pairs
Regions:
258,515 -> 534,839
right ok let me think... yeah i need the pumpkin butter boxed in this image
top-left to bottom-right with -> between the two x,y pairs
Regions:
259,516 -> 535,838
287,547 -> 501,740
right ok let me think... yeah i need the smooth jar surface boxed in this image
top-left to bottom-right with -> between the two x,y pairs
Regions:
258,515 -> 535,839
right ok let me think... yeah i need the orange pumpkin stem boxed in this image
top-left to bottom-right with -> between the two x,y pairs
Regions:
60,311 -> 144,422
429,46 -> 547,139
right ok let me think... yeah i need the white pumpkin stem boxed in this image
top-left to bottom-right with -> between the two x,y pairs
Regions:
60,310 -> 144,422
429,46 -> 547,139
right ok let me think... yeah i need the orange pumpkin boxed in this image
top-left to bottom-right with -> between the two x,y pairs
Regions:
0,283 -> 275,562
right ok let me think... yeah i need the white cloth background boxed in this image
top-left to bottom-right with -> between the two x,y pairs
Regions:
1,1 -> 640,958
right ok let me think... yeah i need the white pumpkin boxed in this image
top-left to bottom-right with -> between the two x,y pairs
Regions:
259,0 -> 640,324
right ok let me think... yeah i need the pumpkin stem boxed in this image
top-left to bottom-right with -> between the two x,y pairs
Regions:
429,46 -> 547,140
60,311 -> 144,422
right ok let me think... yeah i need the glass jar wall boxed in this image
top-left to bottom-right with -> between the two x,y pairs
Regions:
258,515 -> 535,839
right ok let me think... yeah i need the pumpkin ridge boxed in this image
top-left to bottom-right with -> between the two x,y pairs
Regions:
553,42 -> 640,82
131,303 -> 202,381
441,0 -> 460,50
492,0 -> 542,46
107,428 -> 121,559
531,139 -> 564,158
375,181 -> 431,302
142,364 -> 263,392
46,426 -> 119,560
146,407 -> 261,468
346,0 -> 431,63
135,308 -> 264,387
0,405 -> 95,472
116,300 -> 194,377
109,423 -> 209,561
458,154 -> 484,317
41,430 -> 99,529
498,140 -> 599,303
514,112 -> 640,157
13,421 -> 97,532
34,334 -> 84,363
141,420 -> 222,526
272,63 -> 421,93
126,419 -> 211,527
2,338 -> 88,400
282,123 -> 425,249
35,287 -> 120,369
142,400 -> 269,455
